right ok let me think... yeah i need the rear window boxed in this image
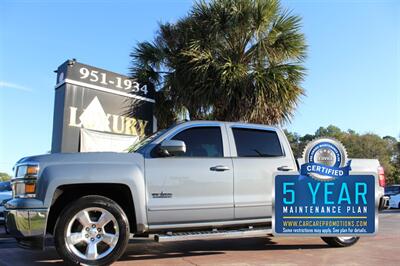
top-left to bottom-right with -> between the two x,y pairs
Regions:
232,128 -> 283,157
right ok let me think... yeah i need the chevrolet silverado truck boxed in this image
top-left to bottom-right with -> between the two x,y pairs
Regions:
5,121 -> 388,265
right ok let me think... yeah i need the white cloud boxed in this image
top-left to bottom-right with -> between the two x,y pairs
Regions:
0,81 -> 32,92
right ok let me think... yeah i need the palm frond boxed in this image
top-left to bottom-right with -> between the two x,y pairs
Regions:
129,0 -> 307,128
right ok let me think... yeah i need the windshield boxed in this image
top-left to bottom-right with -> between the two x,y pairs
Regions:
129,129 -> 168,153
0,181 -> 11,192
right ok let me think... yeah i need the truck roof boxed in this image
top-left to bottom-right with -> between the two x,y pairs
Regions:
179,120 -> 281,132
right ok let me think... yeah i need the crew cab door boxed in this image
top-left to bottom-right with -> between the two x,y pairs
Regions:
227,125 -> 297,219
145,123 -> 234,225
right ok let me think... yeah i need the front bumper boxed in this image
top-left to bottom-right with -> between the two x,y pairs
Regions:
5,209 -> 48,249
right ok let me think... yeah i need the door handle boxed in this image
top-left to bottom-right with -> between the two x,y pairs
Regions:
277,165 -> 292,171
210,165 -> 230,172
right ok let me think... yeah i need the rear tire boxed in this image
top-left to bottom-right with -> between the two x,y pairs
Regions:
321,236 -> 359,247
54,195 -> 130,265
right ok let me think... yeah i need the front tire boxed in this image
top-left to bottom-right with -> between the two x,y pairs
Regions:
54,195 -> 130,265
321,236 -> 360,247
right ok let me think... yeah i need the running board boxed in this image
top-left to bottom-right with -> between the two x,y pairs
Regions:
154,227 -> 272,242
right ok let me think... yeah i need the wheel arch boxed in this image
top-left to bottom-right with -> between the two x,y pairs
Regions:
40,163 -> 148,235
47,183 -> 138,235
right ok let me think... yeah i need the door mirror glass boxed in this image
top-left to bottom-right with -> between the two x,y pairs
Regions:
160,140 -> 186,156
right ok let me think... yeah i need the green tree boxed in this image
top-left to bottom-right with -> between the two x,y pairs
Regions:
283,130 -> 301,158
131,0 -> 307,128
285,126 -> 400,185
0,172 -> 11,181
394,139 -> 400,184
383,135 -> 400,184
342,133 -> 396,184
315,125 -> 344,140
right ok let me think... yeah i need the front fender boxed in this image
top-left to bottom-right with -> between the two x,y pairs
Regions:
38,162 -> 148,232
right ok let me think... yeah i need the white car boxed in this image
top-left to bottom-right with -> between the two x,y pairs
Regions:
385,185 -> 400,209
0,181 -> 12,222
389,193 -> 400,209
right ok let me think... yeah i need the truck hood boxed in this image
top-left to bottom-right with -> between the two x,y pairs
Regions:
16,152 -> 144,175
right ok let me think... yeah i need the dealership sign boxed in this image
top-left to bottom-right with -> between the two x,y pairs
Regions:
51,59 -> 155,153
273,138 -> 377,236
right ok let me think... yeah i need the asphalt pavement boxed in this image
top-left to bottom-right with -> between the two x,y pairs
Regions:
0,210 -> 399,266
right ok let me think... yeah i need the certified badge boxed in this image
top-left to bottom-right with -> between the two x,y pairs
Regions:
301,138 -> 351,181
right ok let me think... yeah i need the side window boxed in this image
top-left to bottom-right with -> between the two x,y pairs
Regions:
232,128 -> 283,157
171,127 -> 223,157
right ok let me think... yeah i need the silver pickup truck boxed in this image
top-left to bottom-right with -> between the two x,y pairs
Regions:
5,121 -> 388,265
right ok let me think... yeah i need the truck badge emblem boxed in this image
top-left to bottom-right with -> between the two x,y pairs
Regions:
151,192 -> 173,198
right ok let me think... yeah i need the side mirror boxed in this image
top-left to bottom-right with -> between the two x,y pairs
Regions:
160,140 -> 186,156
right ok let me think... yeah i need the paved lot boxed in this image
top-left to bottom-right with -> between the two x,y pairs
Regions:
0,210 -> 399,266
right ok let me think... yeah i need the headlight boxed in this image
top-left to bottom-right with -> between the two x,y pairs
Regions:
12,163 -> 39,198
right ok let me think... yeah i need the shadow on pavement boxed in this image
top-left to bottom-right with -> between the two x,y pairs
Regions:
380,208 -> 400,213
0,224 -> 334,265
120,237 -> 329,262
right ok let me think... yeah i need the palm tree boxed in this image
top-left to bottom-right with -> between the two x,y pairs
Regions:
130,0 -> 306,128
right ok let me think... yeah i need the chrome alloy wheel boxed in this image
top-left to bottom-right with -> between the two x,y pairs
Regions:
65,207 -> 120,261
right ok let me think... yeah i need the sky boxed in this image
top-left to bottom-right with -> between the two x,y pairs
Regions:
0,0 -> 399,174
